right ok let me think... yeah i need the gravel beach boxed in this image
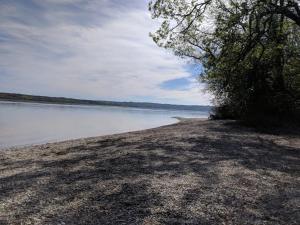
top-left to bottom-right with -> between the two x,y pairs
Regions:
0,119 -> 299,225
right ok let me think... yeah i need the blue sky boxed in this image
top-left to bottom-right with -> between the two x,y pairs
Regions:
0,0 -> 212,105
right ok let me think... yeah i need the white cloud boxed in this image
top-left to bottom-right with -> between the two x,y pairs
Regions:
0,1 -> 212,105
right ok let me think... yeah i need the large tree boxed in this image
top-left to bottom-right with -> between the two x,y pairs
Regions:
149,0 -> 300,123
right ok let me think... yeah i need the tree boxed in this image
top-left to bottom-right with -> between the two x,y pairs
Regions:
149,0 -> 300,123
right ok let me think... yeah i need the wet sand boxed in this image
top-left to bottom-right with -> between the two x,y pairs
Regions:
0,119 -> 299,224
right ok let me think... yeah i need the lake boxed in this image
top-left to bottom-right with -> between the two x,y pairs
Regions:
0,101 -> 209,148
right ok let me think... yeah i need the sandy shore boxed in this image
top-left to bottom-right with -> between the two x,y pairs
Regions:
0,119 -> 299,224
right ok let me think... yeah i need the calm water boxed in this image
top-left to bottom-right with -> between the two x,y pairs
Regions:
0,101 -> 209,148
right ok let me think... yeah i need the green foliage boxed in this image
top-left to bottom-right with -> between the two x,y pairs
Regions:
150,0 -> 300,124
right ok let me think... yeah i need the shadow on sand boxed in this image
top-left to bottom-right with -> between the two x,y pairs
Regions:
0,120 -> 299,224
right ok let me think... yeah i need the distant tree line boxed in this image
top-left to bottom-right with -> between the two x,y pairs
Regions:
149,0 -> 300,124
0,92 -> 211,111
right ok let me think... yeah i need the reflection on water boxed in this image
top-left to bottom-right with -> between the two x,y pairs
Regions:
0,101 -> 209,148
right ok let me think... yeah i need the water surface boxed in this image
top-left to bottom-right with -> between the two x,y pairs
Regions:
0,101 -> 209,148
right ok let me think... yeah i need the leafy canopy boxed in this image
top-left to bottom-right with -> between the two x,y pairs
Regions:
149,0 -> 300,123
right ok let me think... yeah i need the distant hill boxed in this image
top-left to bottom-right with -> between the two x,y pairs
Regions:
0,92 -> 211,111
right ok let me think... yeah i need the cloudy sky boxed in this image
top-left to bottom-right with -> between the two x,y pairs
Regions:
0,0 -> 212,105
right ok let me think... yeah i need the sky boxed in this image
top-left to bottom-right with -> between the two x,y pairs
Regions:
0,0 -> 212,105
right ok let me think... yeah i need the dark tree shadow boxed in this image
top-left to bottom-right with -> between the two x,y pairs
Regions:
0,120 -> 299,224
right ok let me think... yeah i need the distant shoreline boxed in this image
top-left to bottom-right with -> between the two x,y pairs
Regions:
0,92 -> 211,112
0,100 -> 207,113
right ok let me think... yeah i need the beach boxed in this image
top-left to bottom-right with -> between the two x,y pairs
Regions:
0,119 -> 299,224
